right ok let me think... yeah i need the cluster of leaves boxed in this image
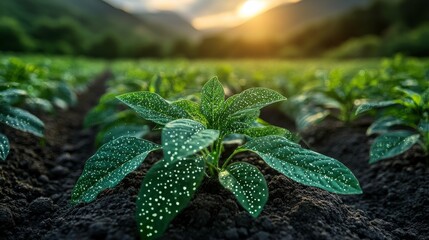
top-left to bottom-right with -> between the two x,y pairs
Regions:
356,87 -> 429,163
0,88 -> 44,160
283,56 -> 429,131
0,57 -> 104,112
85,71 -> 199,146
283,69 -> 376,130
72,78 -> 361,239
0,56 -> 103,160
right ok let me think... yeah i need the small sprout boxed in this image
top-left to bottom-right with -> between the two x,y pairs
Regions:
72,77 -> 362,239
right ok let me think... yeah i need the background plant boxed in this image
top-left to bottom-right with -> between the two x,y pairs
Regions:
356,87 -> 429,163
72,77 -> 362,239
0,88 -> 44,160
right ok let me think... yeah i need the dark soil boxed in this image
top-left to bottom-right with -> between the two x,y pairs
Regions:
1,84 -> 428,239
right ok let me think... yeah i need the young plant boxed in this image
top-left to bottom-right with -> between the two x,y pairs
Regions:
0,88 -> 44,160
72,78 -> 362,239
283,70 -> 376,130
356,87 -> 429,163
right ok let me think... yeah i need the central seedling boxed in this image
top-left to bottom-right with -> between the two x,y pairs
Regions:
72,77 -> 361,239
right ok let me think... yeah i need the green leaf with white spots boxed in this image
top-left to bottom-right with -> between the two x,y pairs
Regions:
0,106 -> 44,137
242,126 -> 294,140
355,100 -> 399,115
241,136 -> 362,194
117,92 -> 189,125
171,99 -> 207,125
222,109 -> 260,134
219,162 -> 268,217
221,88 -> 286,117
71,137 -> 160,204
370,131 -> 420,163
201,77 -> 224,127
136,156 -> 205,239
162,119 -> 219,163
366,116 -> 405,135
0,133 -> 9,161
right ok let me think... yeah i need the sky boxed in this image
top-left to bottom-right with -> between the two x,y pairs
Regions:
105,0 -> 300,29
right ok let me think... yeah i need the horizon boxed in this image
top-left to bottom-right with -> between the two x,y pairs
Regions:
104,0 -> 301,30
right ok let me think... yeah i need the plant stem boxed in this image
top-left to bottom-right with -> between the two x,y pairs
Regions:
212,138 -> 223,168
221,148 -> 247,170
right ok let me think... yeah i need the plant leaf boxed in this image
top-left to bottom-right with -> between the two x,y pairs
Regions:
219,162 -> 268,217
201,77 -> 224,127
242,125 -> 294,140
162,119 -> 219,163
241,136 -> 362,194
71,137 -> 160,204
224,110 -> 260,134
117,91 -> 189,125
295,108 -> 330,131
222,88 -> 286,118
370,131 -> 420,163
367,116 -> 405,135
418,119 -> 429,133
171,99 -> 207,125
0,89 -> 27,104
0,133 -> 9,161
0,106 -> 44,137
355,100 -> 399,115
136,156 -> 205,239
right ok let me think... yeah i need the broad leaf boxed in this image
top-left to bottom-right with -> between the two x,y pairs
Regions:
162,119 -> 219,163
367,116 -> 405,135
201,77 -> 224,126
242,126 -> 294,141
222,88 -> 286,117
71,137 -> 160,204
172,99 -> 207,125
0,106 -> 44,137
136,156 -> 205,239
219,162 -> 268,217
241,136 -> 362,194
396,87 -> 422,105
0,89 -> 27,104
0,133 -> 9,161
370,131 -> 420,163
222,109 -> 260,134
355,100 -> 399,115
117,92 -> 189,125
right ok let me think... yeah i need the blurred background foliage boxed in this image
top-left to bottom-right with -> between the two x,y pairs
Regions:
0,0 -> 428,59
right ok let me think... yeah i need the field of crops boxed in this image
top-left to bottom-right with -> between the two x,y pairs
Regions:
1,55 -> 428,239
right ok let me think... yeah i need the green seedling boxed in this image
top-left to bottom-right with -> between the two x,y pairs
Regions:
356,87 -> 429,163
72,77 -> 362,239
283,70 -> 377,131
0,88 -> 44,160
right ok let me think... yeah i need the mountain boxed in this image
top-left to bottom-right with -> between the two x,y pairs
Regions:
221,0 -> 372,41
0,0 -> 194,41
136,11 -> 200,40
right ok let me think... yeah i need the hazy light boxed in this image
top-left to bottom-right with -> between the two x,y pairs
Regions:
193,12 -> 239,30
238,0 -> 267,18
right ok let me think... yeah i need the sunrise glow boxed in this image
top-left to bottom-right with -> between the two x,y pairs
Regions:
238,0 -> 267,18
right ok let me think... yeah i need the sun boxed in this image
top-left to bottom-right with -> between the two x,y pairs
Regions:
238,0 -> 267,18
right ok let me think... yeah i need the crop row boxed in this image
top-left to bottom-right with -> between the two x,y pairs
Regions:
89,55 -> 428,162
82,55 -> 428,239
0,55 -> 104,160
